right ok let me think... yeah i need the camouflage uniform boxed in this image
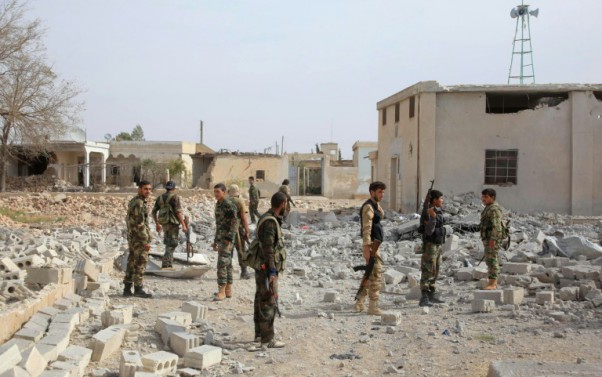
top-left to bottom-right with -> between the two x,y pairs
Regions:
278,185 -> 294,219
227,196 -> 246,267
214,198 -> 237,286
480,202 -> 504,280
151,192 -> 183,268
357,199 -> 384,306
125,194 -> 151,287
254,209 -> 285,343
419,207 -> 445,293
248,183 -> 261,223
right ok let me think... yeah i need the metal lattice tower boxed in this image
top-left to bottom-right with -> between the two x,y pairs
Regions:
507,2 -> 539,84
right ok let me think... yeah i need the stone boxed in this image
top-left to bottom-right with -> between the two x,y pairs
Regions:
502,287 -> 524,305
48,361 -> 80,377
0,366 -> 30,377
154,318 -> 187,346
14,327 -> 45,342
323,291 -> 339,303
170,332 -> 201,357
74,259 -> 99,282
119,350 -> 143,377
501,263 -> 532,275
474,290 -> 504,305
141,351 -> 178,376
58,346 -> 92,376
0,344 -> 23,375
181,302 -> 207,322
101,305 -> 133,328
383,269 -> 404,285
535,291 -> 555,305
558,286 -> 580,301
91,325 -> 126,362
380,312 -> 402,326
472,299 -> 495,313
157,312 -> 192,326
561,265 -> 601,280
38,332 -> 70,356
184,345 -> 222,370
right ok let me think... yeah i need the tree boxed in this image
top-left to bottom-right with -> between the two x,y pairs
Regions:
114,132 -> 132,141
168,158 -> 186,178
131,124 -> 144,141
0,1 -> 83,191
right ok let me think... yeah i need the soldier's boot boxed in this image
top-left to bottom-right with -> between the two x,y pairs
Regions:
123,283 -> 133,297
483,279 -> 497,290
240,266 -> 251,280
354,291 -> 367,313
133,286 -> 152,298
262,340 -> 285,349
419,292 -> 433,307
428,289 -> 445,304
367,300 -> 382,316
225,283 -> 233,298
214,285 -> 226,301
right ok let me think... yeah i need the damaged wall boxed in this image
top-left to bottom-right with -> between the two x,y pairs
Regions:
322,157 -> 357,199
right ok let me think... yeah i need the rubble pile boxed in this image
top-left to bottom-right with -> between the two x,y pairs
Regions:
0,191 -> 601,376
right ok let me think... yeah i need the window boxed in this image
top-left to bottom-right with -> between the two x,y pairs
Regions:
409,96 -> 415,118
111,166 -> 120,175
485,150 -> 518,185
256,170 -> 265,181
381,108 -> 387,126
394,103 -> 400,123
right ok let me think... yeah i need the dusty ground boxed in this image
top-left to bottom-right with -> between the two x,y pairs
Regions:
2,192 -> 602,376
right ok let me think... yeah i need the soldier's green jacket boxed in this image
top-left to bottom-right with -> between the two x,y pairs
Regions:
249,184 -> 259,203
480,202 -> 504,241
127,195 -> 151,244
151,191 -> 183,224
214,198 -> 237,245
257,209 -> 285,273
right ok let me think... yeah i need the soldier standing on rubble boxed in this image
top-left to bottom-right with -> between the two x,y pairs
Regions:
228,184 -> 251,280
278,179 -> 296,221
356,181 -> 386,315
248,176 -> 261,223
151,180 -> 187,269
418,189 -> 446,307
480,188 -> 504,290
212,183 -> 238,300
124,180 -> 153,298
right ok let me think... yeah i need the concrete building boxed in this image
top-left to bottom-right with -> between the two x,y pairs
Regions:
375,81 -> 602,215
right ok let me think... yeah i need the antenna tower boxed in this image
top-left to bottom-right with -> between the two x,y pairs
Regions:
507,2 -> 539,84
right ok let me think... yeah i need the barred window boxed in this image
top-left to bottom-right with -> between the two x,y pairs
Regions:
382,107 -> 387,126
485,149 -> 518,185
256,170 -> 265,181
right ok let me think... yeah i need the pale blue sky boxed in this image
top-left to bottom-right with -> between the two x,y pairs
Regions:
29,0 -> 602,158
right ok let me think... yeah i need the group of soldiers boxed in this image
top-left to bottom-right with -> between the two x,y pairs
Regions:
124,176 -> 288,349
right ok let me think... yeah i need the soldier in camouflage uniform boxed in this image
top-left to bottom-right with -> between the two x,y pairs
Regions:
151,181 -> 187,269
212,183 -> 238,300
124,180 -> 153,298
418,190 -> 446,307
480,188 -> 504,290
278,179 -> 296,221
253,192 -> 287,349
248,176 -> 261,224
356,181 -> 386,316
228,184 -> 251,280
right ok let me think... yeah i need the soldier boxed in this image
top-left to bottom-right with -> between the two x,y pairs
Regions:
480,188 -> 504,290
356,181 -> 386,315
278,179 -> 296,221
228,184 -> 251,280
151,180 -> 188,269
124,180 -> 153,298
212,183 -> 238,300
418,189 -> 446,307
253,192 -> 287,349
248,176 -> 261,223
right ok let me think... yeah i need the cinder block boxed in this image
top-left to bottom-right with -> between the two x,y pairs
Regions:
120,350 -> 143,377
170,332 -> 201,357
39,332 -> 70,356
473,290 -> 504,305
154,318 -> 187,346
74,260 -> 99,282
0,344 -> 22,374
14,327 -> 45,342
48,360 -> 79,377
323,291 -> 338,303
25,268 -> 62,286
35,344 -> 59,363
1,339 -> 33,353
559,287 -> 580,301
503,287 -> 525,305
184,345 -> 222,370
536,291 -> 555,305
101,305 -> 133,328
0,257 -> 21,273
501,263 -> 532,275
58,345 -> 92,376
51,312 -> 79,332
472,299 -> 496,313
12,255 -> 45,269
455,267 -> 474,281
383,269 -> 404,285
53,298 -> 74,311
380,312 -> 401,326
141,351 -> 178,375
157,312 -> 192,326
181,302 -> 207,322
91,325 -> 126,362
19,345 -> 47,377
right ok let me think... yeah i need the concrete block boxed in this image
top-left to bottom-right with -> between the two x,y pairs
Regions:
141,351 -> 178,375
133,373 -> 156,377
536,291 -> 555,305
501,263 -> 532,275
184,345 -> 222,370
47,361 -> 79,377
181,302 -> 207,322
157,312 -> 191,326
0,257 -> 21,273
455,267 -> 474,281
74,260 -> 99,282
380,311 -> 401,326
57,346 -> 92,376
25,268 -> 62,286
503,287 -> 525,305
14,327 -> 45,342
53,299 -> 74,311
19,345 -> 47,377
170,332 -> 201,357
120,350 -> 143,377
154,318 -> 187,346
91,325 -> 126,362
0,366 -> 30,377
39,333 -> 70,356
51,312 -> 79,332
86,281 -> 110,293
35,344 -> 59,363
1,339 -> 33,353
406,285 -> 421,300
383,269 -> 405,285
38,307 -> 60,317
558,286 -> 580,301
73,274 -> 87,294
177,368 -> 201,377
12,255 -> 45,269
101,305 -> 133,328
0,344 -> 22,374
561,265 -> 601,280
323,291 -> 339,303
474,290 -> 504,305
472,299 -> 496,313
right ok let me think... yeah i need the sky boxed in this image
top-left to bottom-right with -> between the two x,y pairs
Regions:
28,0 -> 602,159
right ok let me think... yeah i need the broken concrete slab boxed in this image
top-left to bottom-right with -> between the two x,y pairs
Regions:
184,345 -> 222,370
91,325 -> 126,362
487,360 -> 602,377
119,350 -> 143,377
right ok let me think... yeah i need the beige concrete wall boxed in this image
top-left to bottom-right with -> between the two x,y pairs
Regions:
209,155 -> 288,198
322,157 -> 357,199
592,94 -> 602,215
51,151 -> 82,185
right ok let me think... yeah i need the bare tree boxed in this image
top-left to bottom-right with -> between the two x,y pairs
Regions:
0,0 -> 42,74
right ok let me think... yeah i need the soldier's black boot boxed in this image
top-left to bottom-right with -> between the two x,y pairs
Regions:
123,283 -> 133,297
240,266 -> 251,280
428,289 -> 445,304
419,292 -> 433,307
134,286 -> 153,298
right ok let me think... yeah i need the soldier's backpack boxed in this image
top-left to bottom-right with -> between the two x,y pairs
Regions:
242,215 -> 285,272
157,193 -> 177,225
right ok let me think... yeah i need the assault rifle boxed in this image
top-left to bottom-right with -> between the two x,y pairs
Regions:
353,239 -> 381,301
184,216 -> 194,262
417,180 -> 435,235
266,276 -> 282,317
